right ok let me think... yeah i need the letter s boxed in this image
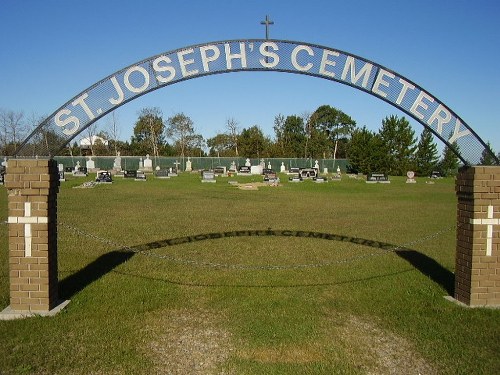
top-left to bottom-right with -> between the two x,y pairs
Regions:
55,109 -> 80,136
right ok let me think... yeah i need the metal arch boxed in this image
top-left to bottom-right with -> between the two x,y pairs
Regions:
14,39 -> 498,165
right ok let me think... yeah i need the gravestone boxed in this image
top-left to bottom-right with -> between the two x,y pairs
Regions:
245,158 -> 251,167
229,161 -> 237,172
406,171 -> 416,183
143,154 -> 153,171
135,170 -> 146,181
280,162 -> 286,173
366,173 -> 390,183
238,166 -> 251,175
289,167 -> 300,175
251,165 -> 263,175
0,165 -> 5,185
186,157 -> 192,172
73,162 -> 88,176
124,170 -> 137,179
113,152 -> 122,171
95,170 -> 113,183
58,164 -> 65,182
201,170 -> 216,183
1,157 -> 7,167
430,171 -> 441,179
264,170 -> 279,185
300,168 -> 317,179
214,166 -> 226,176
155,169 -> 170,179
138,157 -> 143,170
314,160 -> 320,170
289,175 -> 302,182
86,156 -> 95,170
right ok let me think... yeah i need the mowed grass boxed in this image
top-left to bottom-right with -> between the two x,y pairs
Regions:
0,173 -> 499,374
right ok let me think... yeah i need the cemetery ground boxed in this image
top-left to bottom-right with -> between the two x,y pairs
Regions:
0,172 -> 499,375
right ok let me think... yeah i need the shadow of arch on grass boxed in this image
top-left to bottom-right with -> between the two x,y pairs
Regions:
59,229 -> 454,298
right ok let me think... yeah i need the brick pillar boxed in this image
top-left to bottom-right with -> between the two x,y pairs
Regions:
4,159 -> 59,312
455,166 -> 500,306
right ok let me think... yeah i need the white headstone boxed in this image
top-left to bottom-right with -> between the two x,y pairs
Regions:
314,160 -> 320,170
229,161 -> 237,172
186,157 -> 192,172
144,154 -> 153,171
280,162 -> 286,173
74,161 -> 81,171
245,158 -> 251,167
113,152 -> 122,170
406,171 -> 416,183
86,156 -> 95,170
260,159 -> 265,168
267,162 -> 272,169
138,157 -> 143,170
1,157 -> 7,167
251,165 -> 263,175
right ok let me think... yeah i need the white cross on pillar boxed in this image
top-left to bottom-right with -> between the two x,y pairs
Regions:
470,205 -> 500,256
8,202 -> 48,257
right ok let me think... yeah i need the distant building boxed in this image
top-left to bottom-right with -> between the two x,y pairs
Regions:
79,136 -> 109,155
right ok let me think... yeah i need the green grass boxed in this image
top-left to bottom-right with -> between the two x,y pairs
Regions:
0,173 -> 499,374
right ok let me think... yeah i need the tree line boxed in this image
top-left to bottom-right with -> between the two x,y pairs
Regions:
1,106 -> 498,175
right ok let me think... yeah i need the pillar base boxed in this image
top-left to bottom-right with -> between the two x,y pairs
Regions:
443,296 -> 500,309
0,300 -> 70,320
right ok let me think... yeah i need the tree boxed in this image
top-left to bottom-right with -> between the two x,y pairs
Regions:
0,109 -> 28,155
347,127 -> 387,174
414,128 -> 439,176
166,112 -> 197,157
439,142 -> 460,176
131,107 -> 165,157
309,105 -> 356,158
273,114 -> 306,157
379,115 -> 417,175
238,125 -> 270,158
207,133 -> 233,157
106,111 -> 121,156
225,117 -> 240,156
479,141 -> 497,165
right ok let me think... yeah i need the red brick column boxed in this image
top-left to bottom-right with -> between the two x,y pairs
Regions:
455,166 -> 500,306
4,159 -> 59,312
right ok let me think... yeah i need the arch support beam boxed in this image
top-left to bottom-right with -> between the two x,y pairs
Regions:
455,166 -> 500,306
0,159 -> 68,319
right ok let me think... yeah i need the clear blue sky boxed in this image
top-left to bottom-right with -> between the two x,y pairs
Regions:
1,0 -> 498,153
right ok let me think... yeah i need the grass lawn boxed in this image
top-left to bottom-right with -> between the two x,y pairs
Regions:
0,172 -> 499,374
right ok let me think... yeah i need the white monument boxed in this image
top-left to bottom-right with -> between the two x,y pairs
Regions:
143,154 -> 153,171
280,162 -> 286,173
245,158 -> 251,167
186,157 -> 192,172
113,152 -> 122,171
86,156 -> 95,170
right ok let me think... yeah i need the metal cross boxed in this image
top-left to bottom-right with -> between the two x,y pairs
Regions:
260,15 -> 274,40
470,205 -> 499,256
8,202 -> 48,257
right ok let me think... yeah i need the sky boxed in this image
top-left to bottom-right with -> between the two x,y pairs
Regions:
1,0 -> 499,153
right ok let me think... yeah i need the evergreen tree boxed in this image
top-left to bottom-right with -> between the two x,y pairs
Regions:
347,127 -> 387,174
238,125 -> 270,158
379,115 -> 417,175
479,141 -> 497,165
414,128 -> 439,176
439,142 -> 460,176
